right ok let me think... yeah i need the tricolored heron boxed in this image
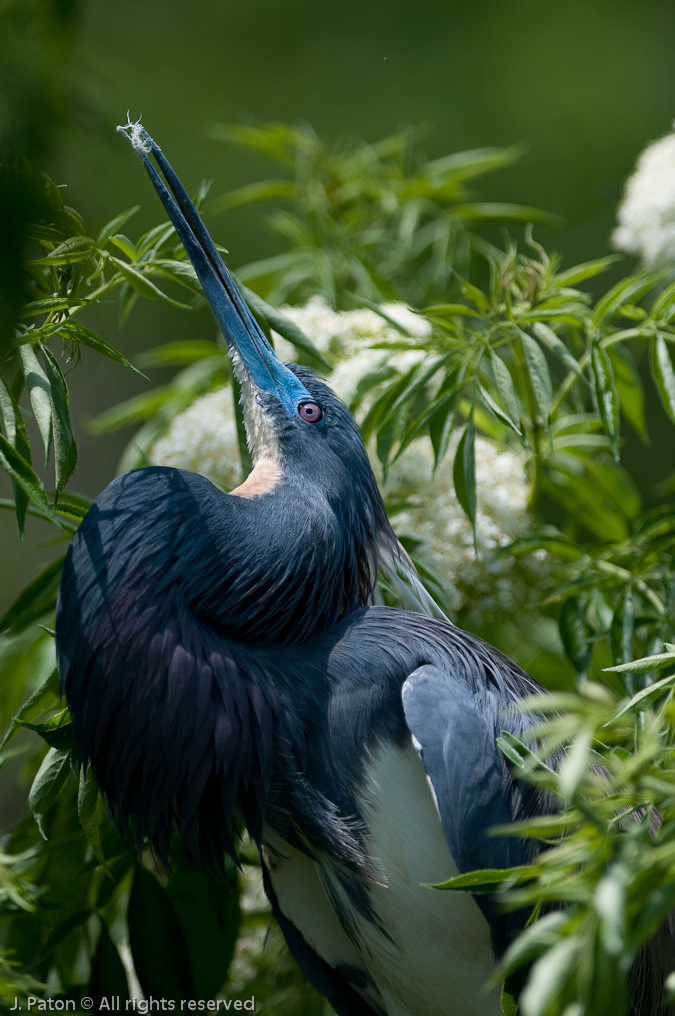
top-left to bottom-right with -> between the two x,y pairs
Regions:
55,124 -> 666,1016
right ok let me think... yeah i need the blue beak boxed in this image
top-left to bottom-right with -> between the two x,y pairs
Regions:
118,121 -> 312,415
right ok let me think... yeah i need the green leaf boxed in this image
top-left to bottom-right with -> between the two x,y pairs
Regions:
610,346 -> 648,443
0,374 -> 31,536
559,596 -> 592,676
148,259 -> 202,293
109,234 -> 137,260
593,273 -> 661,325
136,340 -> 221,367
20,297 -> 91,318
531,322 -> 585,379
0,555 -> 66,636
650,332 -> 675,426
18,707 -> 73,750
78,767 -> 110,872
0,667 -> 60,751
501,980 -> 520,1016
95,205 -> 140,247
0,432 -> 62,527
28,746 -> 72,838
432,865 -> 539,892
478,383 -> 523,438
460,279 -> 490,314
128,868 -> 195,1001
595,867 -> 626,957
452,202 -> 561,226
499,913 -> 569,978
554,255 -> 620,287
208,179 -> 296,213
604,653 -> 675,676
519,937 -> 580,1016
108,255 -> 191,309
608,671 -> 675,722
29,236 -> 94,266
429,393 -> 459,468
591,344 -> 620,459
497,731 -> 558,786
558,728 -> 594,798
58,320 -> 142,373
519,331 -> 552,426
41,347 -> 78,494
18,344 -> 52,465
452,417 -> 476,528
489,351 -> 523,433
422,303 -> 475,318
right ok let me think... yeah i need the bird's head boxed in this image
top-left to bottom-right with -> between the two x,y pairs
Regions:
120,121 -> 380,501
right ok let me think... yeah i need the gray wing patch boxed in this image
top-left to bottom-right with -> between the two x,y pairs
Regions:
401,664 -> 537,954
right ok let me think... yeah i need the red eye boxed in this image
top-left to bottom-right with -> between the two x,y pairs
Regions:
298,401 -> 323,423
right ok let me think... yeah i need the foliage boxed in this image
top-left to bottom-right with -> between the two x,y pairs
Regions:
1,120 -> 675,1013
209,120 -> 559,307
438,651 -> 675,1016
0,0 -> 78,358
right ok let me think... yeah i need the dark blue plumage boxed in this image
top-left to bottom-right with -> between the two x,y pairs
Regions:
59,123 -> 672,1016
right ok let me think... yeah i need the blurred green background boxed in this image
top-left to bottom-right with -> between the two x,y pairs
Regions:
3,0 -> 675,615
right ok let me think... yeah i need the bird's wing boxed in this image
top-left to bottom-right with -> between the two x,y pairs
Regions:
401,664 -> 541,954
260,860 -> 386,1016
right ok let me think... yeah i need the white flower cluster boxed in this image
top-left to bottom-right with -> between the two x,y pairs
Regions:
151,298 -> 548,620
613,127 -> 675,265
271,295 -> 429,407
152,388 -> 242,490
386,437 -> 547,623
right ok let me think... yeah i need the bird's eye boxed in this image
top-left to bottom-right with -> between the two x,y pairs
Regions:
298,401 -> 323,423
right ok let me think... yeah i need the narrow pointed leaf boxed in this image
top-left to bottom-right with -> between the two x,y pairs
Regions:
41,347 -> 78,494
651,333 -> 675,426
95,205 -> 140,247
19,344 -> 52,465
0,555 -> 66,635
0,667 -> 60,751
554,255 -> 620,286
20,297 -> 90,318
478,383 -> 523,438
78,767 -> 111,871
29,236 -> 94,266
109,234 -> 137,260
28,746 -> 72,838
497,731 -> 558,784
531,322 -> 585,379
18,708 -> 73,750
591,343 -> 620,459
452,418 -> 476,527
519,937 -> 580,1016
59,320 -> 143,373
0,433 -> 61,526
432,865 -> 539,892
519,331 -> 552,426
108,255 -> 191,309
0,375 -> 31,535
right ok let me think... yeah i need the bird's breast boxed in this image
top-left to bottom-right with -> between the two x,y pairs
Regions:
263,738 -> 502,1016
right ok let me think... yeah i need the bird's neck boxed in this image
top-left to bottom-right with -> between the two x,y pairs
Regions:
186,472 -> 392,646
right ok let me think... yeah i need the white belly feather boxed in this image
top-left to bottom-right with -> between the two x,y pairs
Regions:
263,739 -> 502,1016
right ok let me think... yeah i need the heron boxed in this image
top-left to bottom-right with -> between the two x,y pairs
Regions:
55,124 -> 667,1016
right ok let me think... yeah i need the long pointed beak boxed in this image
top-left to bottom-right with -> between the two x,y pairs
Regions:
117,120 -> 312,413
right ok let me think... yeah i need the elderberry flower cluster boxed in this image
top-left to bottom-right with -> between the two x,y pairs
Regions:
151,299 -> 549,620
387,437 -> 548,623
612,126 -> 675,265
